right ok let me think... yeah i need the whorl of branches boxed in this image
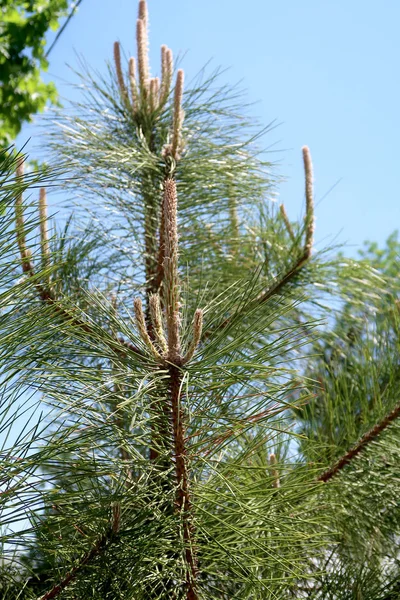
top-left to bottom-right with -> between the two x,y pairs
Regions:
111,0 -> 177,118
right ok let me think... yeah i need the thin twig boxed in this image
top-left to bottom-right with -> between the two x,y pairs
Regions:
45,0 -> 83,58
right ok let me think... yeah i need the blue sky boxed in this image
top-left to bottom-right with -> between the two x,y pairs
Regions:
18,0 -> 400,256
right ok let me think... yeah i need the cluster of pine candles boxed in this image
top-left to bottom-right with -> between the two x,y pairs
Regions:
3,1 -> 400,598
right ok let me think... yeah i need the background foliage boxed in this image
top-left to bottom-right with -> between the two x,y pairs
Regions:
0,0 -> 73,147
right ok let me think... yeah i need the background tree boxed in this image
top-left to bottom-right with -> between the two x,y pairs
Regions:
0,0 -> 81,148
1,2 -> 400,598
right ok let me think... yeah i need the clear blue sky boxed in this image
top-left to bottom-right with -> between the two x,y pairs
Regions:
18,0 -> 400,256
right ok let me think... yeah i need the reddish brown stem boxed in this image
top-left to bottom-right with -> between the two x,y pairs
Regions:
169,364 -> 199,600
318,401 -> 400,483
40,511 -> 120,600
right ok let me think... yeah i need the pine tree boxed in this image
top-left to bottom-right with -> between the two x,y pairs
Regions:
1,2 -> 399,598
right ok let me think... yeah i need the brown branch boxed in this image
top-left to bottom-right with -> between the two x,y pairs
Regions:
318,401 -> 400,483
40,507 -> 120,600
254,250 -> 310,306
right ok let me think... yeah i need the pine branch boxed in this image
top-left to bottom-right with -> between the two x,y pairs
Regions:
49,297 -> 142,357
39,505 -> 120,600
318,400 -> 400,483
13,172 -> 143,357
204,146 -> 315,339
